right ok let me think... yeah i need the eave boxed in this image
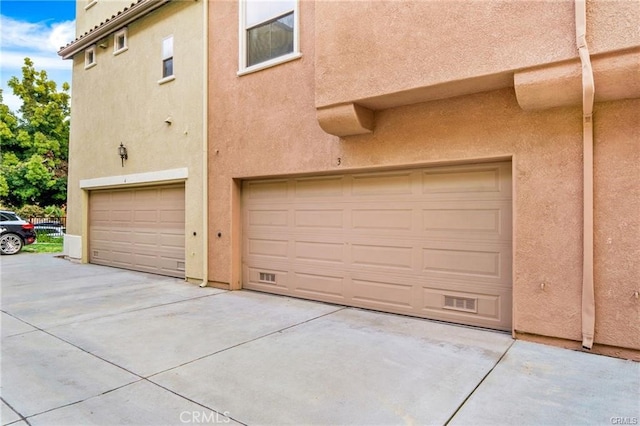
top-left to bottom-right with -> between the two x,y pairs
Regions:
58,0 -> 171,60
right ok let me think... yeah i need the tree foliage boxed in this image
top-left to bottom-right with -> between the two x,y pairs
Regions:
0,58 -> 70,208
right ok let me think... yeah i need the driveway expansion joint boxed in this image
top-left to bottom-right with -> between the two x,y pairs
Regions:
444,338 -> 516,425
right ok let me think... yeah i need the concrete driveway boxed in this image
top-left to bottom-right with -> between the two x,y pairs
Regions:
1,254 -> 638,425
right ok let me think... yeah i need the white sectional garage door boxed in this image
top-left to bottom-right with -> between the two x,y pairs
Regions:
243,162 -> 512,330
89,185 -> 185,278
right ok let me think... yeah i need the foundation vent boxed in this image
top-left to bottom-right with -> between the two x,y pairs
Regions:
177,261 -> 185,271
259,272 -> 276,284
444,295 -> 477,313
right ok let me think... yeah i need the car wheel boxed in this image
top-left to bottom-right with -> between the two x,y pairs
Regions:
0,233 -> 23,255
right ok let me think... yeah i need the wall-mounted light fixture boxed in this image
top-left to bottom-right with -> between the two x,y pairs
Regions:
118,143 -> 128,167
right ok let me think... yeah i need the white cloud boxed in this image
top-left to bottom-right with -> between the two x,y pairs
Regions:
49,20 -> 76,50
0,15 -> 74,113
0,15 -> 75,52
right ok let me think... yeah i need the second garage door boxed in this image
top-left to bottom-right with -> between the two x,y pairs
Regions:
89,185 -> 185,278
243,162 -> 512,330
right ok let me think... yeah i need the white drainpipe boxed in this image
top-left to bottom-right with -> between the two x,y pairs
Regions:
575,0 -> 595,349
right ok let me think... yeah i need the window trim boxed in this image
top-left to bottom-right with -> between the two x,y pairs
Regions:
84,45 -> 97,69
85,0 -> 97,10
237,0 -> 300,75
113,28 -> 128,55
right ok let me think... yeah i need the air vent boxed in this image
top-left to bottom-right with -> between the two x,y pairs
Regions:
259,272 -> 276,284
177,261 -> 185,271
443,295 -> 477,313
93,250 -> 99,258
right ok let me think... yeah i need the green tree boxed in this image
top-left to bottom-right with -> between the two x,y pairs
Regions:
0,58 -> 70,208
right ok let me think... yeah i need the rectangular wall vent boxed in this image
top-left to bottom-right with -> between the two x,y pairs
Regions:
259,272 -> 276,284
443,295 -> 477,313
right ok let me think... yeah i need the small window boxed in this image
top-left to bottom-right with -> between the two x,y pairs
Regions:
161,36 -> 174,79
85,45 -> 96,69
114,28 -> 128,55
239,0 -> 299,73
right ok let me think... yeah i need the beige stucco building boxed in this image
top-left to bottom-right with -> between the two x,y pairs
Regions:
59,0 -> 207,282
61,0 -> 638,360
208,0 -> 639,360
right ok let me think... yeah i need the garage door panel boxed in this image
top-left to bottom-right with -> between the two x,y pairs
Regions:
351,209 -> 413,231
159,209 -> 185,224
294,176 -> 344,197
249,209 -> 289,227
110,210 -> 133,222
295,209 -> 343,229
248,238 -> 288,259
134,190 -> 158,203
351,278 -> 414,309
133,210 -> 158,223
159,186 -> 183,201
246,180 -> 288,199
422,208 -> 499,232
422,163 -> 511,195
351,244 -> 414,271
294,241 -> 344,264
422,247 -> 501,277
159,232 -> 185,248
132,231 -> 158,245
294,272 -> 345,298
89,185 -> 185,278
351,172 -> 413,196
243,161 -> 512,331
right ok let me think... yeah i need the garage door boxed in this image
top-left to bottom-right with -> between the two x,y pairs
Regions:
243,162 -> 512,330
89,185 -> 185,278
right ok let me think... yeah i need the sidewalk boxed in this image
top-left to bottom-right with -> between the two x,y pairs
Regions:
2,254 -> 638,425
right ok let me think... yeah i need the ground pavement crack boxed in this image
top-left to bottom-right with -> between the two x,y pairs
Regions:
146,305 -> 348,378
444,339 -> 516,425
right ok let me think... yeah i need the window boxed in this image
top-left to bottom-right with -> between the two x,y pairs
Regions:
114,28 -> 128,55
239,0 -> 299,73
161,36 -> 174,79
85,45 -> 96,69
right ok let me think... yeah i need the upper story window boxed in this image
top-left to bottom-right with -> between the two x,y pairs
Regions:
114,28 -> 128,55
84,45 -> 96,69
239,0 -> 300,74
161,35 -> 174,79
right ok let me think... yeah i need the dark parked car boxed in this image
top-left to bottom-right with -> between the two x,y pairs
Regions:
0,211 -> 36,255
33,221 -> 66,237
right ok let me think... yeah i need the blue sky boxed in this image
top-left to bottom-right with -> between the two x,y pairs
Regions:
1,0 -> 76,113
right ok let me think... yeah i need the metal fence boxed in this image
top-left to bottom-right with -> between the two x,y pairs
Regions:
29,216 -> 67,228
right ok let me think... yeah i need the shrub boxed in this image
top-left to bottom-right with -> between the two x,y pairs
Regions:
16,204 -> 45,218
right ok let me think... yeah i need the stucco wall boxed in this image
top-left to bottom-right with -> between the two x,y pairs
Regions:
315,0 -> 640,110
592,99 -> 640,350
208,0 -> 639,354
67,0 -> 205,280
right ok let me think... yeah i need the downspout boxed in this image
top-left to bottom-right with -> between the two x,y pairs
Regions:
575,0 -> 595,349
199,0 -> 209,288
